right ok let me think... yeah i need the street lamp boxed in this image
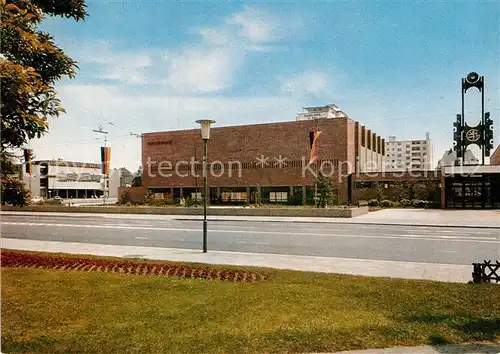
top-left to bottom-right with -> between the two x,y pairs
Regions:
196,119 -> 215,253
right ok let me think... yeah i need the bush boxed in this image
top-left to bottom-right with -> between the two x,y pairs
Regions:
399,199 -> 412,208
1,178 -> 30,206
287,191 -> 303,206
411,199 -> 427,208
357,200 -> 369,207
185,197 -> 202,207
379,199 -> 393,207
147,198 -> 169,207
368,199 -> 379,207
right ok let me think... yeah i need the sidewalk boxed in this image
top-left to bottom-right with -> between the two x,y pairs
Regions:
2,209 -> 499,228
1,238 -> 473,283
329,342 -> 500,353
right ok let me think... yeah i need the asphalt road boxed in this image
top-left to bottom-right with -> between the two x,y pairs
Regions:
1,213 -> 499,265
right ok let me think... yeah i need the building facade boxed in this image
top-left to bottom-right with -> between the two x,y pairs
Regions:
19,160 -> 120,199
384,134 -> 433,171
491,144 -> 500,165
142,117 -> 386,204
296,104 -> 348,121
437,148 -> 479,168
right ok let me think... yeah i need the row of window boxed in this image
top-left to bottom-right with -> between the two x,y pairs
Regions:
153,159 -> 340,172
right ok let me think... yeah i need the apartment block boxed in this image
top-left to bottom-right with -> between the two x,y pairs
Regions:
384,134 -> 433,171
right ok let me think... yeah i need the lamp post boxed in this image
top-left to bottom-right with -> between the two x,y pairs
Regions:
196,119 -> 215,253
93,126 -> 109,204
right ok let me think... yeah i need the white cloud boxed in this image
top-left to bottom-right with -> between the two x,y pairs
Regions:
163,48 -> 241,94
66,6 -> 300,93
31,84 -> 301,171
280,72 -> 330,97
227,5 -> 278,43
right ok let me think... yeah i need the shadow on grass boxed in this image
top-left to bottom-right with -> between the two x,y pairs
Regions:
406,316 -> 500,353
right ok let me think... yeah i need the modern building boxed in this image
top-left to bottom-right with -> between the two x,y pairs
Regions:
437,148 -> 479,168
19,160 -> 120,199
384,134 -> 433,171
142,114 -> 385,204
296,104 -> 348,121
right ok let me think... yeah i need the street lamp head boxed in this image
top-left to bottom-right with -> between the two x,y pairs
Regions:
196,119 -> 216,140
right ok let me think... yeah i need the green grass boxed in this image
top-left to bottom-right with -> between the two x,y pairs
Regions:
2,257 -> 500,354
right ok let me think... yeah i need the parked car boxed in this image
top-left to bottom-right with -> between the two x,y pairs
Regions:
30,196 -> 44,204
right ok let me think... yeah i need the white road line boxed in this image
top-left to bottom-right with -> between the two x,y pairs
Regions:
134,236 -> 148,240
440,250 -> 458,253
1,221 -> 499,244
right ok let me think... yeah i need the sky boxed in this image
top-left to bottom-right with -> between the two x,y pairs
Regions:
30,0 -> 500,171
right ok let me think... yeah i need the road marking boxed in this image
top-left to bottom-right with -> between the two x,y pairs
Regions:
440,250 -> 458,253
134,236 -> 148,240
2,221 -> 499,244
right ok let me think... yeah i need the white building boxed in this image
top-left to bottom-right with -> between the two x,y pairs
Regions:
384,134 -> 433,171
437,148 -> 479,168
19,160 -> 120,199
296,104 -> 348,121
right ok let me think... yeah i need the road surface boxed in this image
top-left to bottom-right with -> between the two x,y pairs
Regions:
1,213 -> 499,265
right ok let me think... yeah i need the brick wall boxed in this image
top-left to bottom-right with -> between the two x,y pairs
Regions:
118,186 -> 147,203
491,144 -> 500,165
142,118 -> 385,203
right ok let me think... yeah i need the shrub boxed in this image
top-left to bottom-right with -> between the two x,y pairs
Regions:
357,200 -> 369,207
185,197 -> 202,207
147,198 -> 168,207
411,199 -> 427,208
368,199 -> 379,207
379,199 -> 393,207
0,177 -> 30,206
399,198 -> 412,207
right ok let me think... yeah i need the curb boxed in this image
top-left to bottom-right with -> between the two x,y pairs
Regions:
173,218 -> 500,229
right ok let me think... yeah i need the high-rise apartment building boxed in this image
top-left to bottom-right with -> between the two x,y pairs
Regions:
384,134 -> 433,171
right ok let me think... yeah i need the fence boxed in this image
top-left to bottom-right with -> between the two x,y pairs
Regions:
472,260 -> 500,283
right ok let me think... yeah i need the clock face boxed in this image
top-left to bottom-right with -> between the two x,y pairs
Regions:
466,128 -> 481,142
466,72 -> 479,83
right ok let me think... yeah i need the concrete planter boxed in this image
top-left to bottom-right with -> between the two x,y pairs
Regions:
2,205 -> 368,218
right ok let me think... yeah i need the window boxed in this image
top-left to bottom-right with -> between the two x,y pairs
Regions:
269,191 -> 288,202
191,192 -> 202,200
397,148 -> 402,151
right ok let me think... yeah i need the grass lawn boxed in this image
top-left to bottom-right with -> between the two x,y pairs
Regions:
2,254 -> 500,354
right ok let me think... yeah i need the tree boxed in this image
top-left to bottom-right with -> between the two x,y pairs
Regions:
0,0 -> 87,204
131,167 -> 142,187
1,175 -> 31,206
1,0 -> 87,155
316,174 -> 335,208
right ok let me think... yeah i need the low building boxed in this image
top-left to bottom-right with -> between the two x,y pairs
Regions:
142,115 -> 386,204
437,148 -> 479,168
19,160 -> 120,199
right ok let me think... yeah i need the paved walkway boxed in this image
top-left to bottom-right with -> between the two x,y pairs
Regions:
2,209 -> 499,228
1,238 -> 473,283
329,342 -> 500,353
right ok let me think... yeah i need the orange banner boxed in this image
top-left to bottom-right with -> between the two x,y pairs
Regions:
308,131 -> 322,165
101,147 -> 111,175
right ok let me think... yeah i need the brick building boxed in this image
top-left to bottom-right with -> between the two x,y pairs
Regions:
490,144 -> 500,165
142,117 -> 386,204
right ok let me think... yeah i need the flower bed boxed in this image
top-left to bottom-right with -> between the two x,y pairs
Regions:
0,251 -> 267,283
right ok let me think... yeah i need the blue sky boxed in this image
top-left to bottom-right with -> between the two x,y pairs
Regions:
33,0 -> 500,171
